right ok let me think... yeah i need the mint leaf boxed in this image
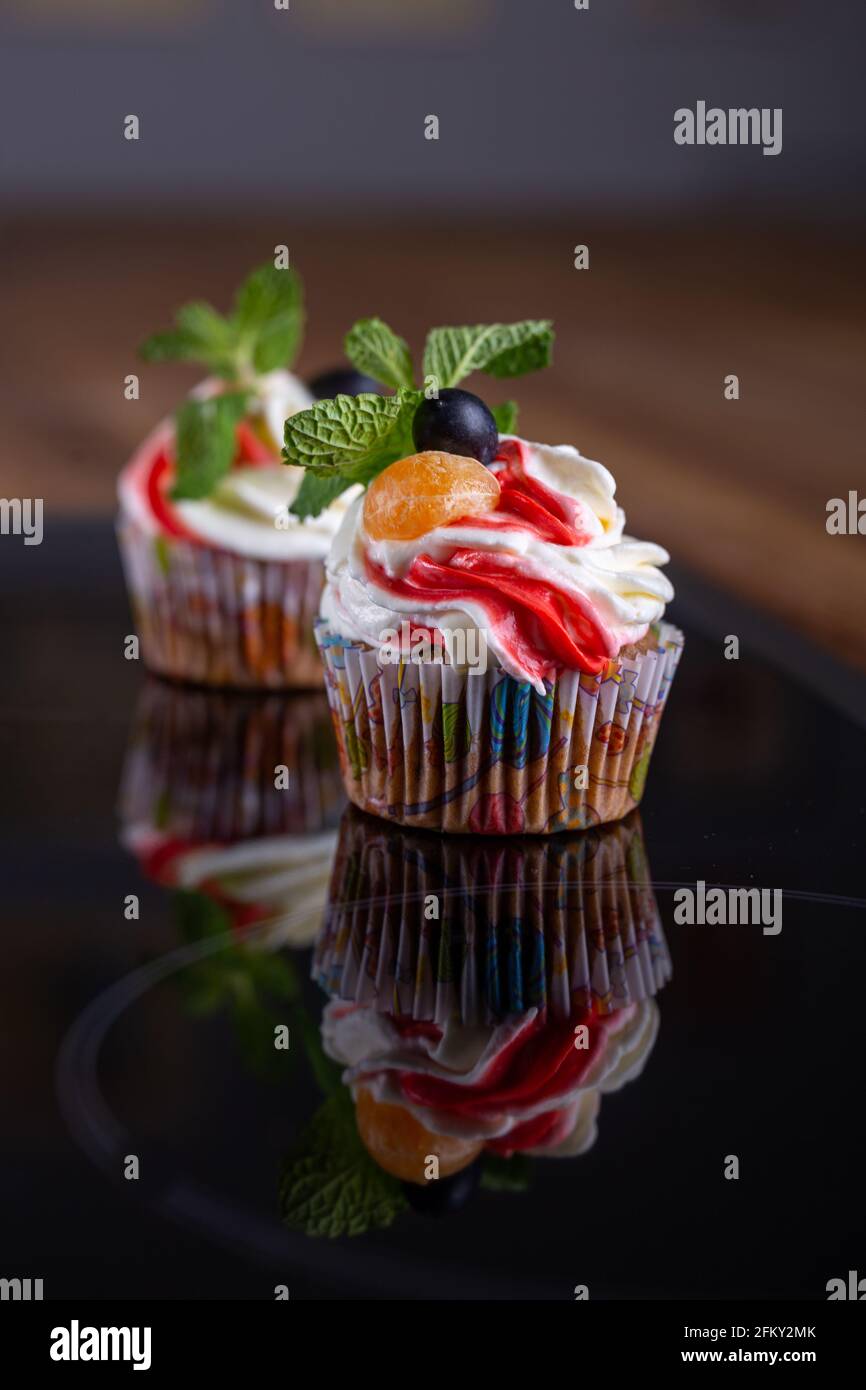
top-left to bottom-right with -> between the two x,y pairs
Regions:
344,317 -> 414,391
140,263 -> 306,381
280,1095 -> 408,1238
171,392 -> 247,500
171,889 -> 301,1079
423,320 -> 553,387
491,400 -> 518,434
291,471 -> 353,521
284,389 -> 420,517
284,391 -> 407,469
234,263 -> 304,374
480,1152 -> 532,1192
173,888 -> 233,944
140,301 -> 238,377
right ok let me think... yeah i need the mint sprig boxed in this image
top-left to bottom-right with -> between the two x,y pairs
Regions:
172,889 -> 301,1079
172,392 -> 248,500
491,400 -> 518,435
233,263 -> 305,375
344,317 -> 414,391
286,388 -> 420,520
140,261 -> 305,500
140,262 -> 305,383
480,1152 -> 532,1192
280,1093 -> 408,1238
423,320 -> 553,387
291,471 -> 354,521
284,389 -> 417,477
284,315 -> 552,518
139,301 -> 241,377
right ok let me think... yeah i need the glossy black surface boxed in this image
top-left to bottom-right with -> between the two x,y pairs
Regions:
2,521 -> 865,1301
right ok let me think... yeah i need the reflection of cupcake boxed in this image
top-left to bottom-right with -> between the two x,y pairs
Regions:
325,996 -> 659,1175
315,807 -> 670,1023
280,313 -> 682,829
119,680 -> 345,943
117,262 -> 362,688
120,678 -> 345,840
309,805 -> 668,1188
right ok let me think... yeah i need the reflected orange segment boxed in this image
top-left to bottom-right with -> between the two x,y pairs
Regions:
355,1086 -> 483,1184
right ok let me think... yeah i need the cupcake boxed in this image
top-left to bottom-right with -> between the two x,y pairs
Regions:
304,806 -> 669,1196
117,261 -> 372,688
282,314 -> 683,830
119,679 -> 345,945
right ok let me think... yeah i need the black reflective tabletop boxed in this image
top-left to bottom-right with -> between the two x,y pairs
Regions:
2,522 -> 865,1301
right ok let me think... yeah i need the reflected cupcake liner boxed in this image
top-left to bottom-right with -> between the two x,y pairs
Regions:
119,678 -> 345,842
315,619 -> 684,833
314,805 -> 670,1027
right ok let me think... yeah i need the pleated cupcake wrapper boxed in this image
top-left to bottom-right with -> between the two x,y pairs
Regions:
316,619 -> 684,834
117,511 -> 325,689
312,806 -> 671,1026
119,679 -> 346,841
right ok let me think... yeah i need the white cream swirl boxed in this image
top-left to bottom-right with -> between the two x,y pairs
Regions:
320,437 -> 673,685
119,370 -> 360,561
322,998 -> 658,1148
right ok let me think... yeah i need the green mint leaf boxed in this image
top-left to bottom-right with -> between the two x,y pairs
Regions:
284,389 -> 420,517
283,391 -> 406,468
140,300 -> 239,377
153,533 -> 172,577
140,264 -> 306,380
233,263 -> 305,374
491,400 -> 519,434
173,888 -> 233,944
171,392 -> 248,501
423,320 -> 553,387
480,1152 -> 532,1192
229,996 -> 296,1080
290,471 -> 352,521
280,1095 -> 408,1238
344,317 -> 414,390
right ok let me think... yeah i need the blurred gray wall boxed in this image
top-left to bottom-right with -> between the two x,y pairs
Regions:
1,0 -> 863,216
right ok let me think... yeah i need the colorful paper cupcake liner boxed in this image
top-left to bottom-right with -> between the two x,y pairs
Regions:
117,511 -> 325,689
315,619 -> 684,833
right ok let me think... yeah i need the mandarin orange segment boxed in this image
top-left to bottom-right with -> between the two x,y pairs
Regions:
355,1086 -> 484,1184
363,451 -> 500,542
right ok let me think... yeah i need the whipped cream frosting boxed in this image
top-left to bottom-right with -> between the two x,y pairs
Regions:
124,825 -> 336,948
320,436 -> 673,688
322,998 -> 658,1148
118,370 -> 360,561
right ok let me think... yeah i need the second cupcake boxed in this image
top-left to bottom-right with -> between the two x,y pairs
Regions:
117,261 -> 371,688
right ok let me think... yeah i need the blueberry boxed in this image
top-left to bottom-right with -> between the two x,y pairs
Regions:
308,366 -> 383,400
412,388 -> 499,467
402,1160 -> 481,1217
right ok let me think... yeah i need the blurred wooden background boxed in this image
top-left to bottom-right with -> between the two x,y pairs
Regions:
2,213 -> 864,669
